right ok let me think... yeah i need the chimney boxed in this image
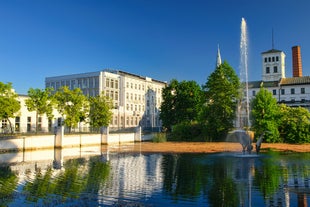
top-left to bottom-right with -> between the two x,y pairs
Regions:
292,45 -> 303,77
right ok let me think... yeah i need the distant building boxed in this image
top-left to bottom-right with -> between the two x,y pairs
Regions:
248,45 -> 310,110
45,69 -> 167,130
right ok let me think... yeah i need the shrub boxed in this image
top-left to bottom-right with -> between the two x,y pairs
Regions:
152,133 -> 167,143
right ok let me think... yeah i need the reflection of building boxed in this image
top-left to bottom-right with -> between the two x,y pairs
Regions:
99,153 -> 163,206
46,69 -> 167,129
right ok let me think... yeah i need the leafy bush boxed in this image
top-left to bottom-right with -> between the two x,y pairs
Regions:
152,133 -> 167,143
169,122 -> 206,142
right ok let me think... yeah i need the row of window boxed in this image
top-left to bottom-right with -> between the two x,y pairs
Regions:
47,77 -> 100,91
105,78 -> 119,89
1,116 -> 48,132
110,116 -> 161,127
252,87 -> 306,96
265,66 -> 278,74
126,81 -> 162,94
264,56 -> 279,63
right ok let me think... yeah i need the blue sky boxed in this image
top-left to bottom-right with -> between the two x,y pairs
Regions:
1,0 -> 310,94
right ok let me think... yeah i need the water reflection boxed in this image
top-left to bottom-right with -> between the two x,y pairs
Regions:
0,146 -> 309,206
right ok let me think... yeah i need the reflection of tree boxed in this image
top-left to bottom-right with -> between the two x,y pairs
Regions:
83,156 -> 110,194
22,156 -> 110,205
208,158 -> 239,207
24,166 -> 54,202
253,155 -> 280,198
53,158 -> 87,200
0,166 -> 18,207
162,154 -> 209,201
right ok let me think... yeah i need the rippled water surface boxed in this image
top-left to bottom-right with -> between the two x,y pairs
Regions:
1,146 -> 310,206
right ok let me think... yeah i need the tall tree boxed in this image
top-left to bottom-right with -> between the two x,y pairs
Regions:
88,93 -> 113,128
25,88 -> 54,132
160,79 -> 203,131
53,86 -> 88,132
201,61 -> 240,141
250,86 -> 281,143
0,82 -> 21,133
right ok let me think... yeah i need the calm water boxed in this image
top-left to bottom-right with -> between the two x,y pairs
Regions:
0,146 -> 310,206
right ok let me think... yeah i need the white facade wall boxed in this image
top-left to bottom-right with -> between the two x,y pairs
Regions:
0,95 -> 62,133
248,48 -> 310,110
261,50 -> 286,82
44,69 -> 166,130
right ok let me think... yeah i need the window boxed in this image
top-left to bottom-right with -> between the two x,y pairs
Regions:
115,80 -> 118,89
27,117 -> 31,132
273,90 -> 276,95
252,91 -> 256,96
15,117 -> 20,132
291,88 -> 295,94
272,57 -> 275,62
106,78 -> 110,87
276,56 -> 279,61
266,67 -> 270,74
111,79 -> 114,88
273,66 -> 278,73
281,89 -> 285,95
268,57 -> 271,62
301,88 -> 305,94
264,57 -> 267,62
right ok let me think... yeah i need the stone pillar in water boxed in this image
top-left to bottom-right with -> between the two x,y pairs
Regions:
54,126 -> 64,148
100,126 -> 109,144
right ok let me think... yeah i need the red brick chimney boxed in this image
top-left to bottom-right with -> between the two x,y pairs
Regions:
292,45 -> 303,77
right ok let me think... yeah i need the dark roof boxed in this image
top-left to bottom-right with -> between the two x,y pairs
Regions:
279,76 -> 310,86
261,49 -> 283,54
248,80 -> 279,89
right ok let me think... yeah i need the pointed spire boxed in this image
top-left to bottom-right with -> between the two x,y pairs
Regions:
216,44 -> 222,67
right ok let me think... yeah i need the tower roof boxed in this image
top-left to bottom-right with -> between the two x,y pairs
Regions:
261,49 -> 283,54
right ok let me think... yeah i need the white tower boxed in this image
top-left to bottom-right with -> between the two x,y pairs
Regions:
261,49 -> 286,82
216,45 -> 222,68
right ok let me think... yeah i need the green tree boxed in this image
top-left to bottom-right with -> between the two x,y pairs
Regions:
278,104 -> 310,143
201,61 -> 240,141
25,88 -> 54,132
160,79 -> 178,131
88,93 -> 113,128
250,87 -> 281,142
0,82 -> 21,133
160,79 -> 203,131
53,86 -> 88,132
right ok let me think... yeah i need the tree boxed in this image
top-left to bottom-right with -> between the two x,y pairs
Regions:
25,88 -> 54,132
278,104 -> 310,143
250,87 -> 281,143
160,79 -> 203,131
201,61 -> 240,141
88,93 -> 113,128
0,82 -> 21,133
53,86 -> 88,132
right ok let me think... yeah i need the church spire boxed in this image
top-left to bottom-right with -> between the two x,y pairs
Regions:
216,44 -> 222,67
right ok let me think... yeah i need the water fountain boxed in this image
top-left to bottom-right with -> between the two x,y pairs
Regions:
227,18 -> 261,155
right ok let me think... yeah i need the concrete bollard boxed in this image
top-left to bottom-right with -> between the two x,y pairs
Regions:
54,126 -> 64,148
100,126 -> 109,144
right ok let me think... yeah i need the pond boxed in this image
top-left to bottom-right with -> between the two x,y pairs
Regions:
0,146 -> 309,206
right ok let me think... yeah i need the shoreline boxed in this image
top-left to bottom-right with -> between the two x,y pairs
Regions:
102,142 -> 310,153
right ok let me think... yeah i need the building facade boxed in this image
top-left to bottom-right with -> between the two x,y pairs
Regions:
248,45 -> 310,110
45,69 -> 167,130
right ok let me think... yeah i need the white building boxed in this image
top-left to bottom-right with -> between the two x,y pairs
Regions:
0,70 -> 166,133
248,45 -> 310,110
0,95 -> 61,133
45,69 -> 167,130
